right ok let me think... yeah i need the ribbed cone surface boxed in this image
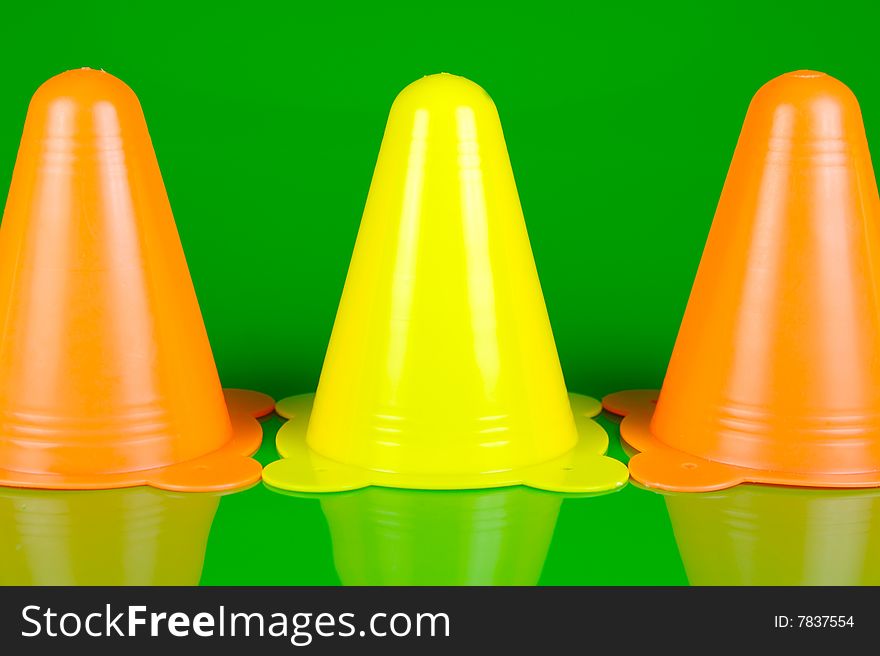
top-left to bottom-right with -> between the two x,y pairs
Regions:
306,74 -> 577,475
653,71 -> 880,475
0,69 -> 232,478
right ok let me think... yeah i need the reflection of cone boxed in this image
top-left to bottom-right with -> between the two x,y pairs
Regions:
0,487 -> 220,585
665,486 -> 880,585
264,74 -> 627,493
0,69 -> 272,491
319,487 -> 561,585
604,71 -> 880,491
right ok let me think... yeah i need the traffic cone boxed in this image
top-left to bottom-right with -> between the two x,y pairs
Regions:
264,74 -> 627,493
0,487 -> 220,584
0,69 -> 273,491
663,485 -> 880,585
604,71 -> 880,490
317,487 -> 562,585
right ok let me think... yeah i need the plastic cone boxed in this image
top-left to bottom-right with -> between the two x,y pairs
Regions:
663,485 -> 880,585
0,69 -> 273,491
604,71 -> 880,491
317,487 -> 561,585
0,487 -> 220,585
264,73 -> 627,493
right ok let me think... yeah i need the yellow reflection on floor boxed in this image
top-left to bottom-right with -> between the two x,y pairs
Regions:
317,486 -> 563,585
665,485 -> 880,585
0,487 -> 219,585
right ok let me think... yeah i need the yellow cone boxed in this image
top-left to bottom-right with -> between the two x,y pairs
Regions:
264,74 -> 627,493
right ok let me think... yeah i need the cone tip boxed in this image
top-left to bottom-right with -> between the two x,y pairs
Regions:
32,68 -> 138,109
394,73 -> 495,111
753,69 -> 859,112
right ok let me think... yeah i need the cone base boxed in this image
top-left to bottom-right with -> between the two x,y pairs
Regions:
0,389 -> 274,492
262,393 -> 628,493
603,390 -> 880,492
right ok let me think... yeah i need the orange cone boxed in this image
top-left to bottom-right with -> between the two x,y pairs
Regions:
0,69 -> 273,491
604,71 -> 880,491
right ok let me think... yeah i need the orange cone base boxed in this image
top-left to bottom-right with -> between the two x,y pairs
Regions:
603,390 -> 880,492
263,393 -> 629,494
0,389 -> 274,492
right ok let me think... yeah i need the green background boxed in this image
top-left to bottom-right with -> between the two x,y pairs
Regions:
2,1 -> 879,585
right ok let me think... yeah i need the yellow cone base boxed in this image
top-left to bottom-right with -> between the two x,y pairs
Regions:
263,393 -> 628,493
603,390 -> 880,492
0,389 -> 275,492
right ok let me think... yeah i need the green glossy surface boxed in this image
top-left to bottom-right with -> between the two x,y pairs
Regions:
2,1 -> 880,585
6,416 -> 880,585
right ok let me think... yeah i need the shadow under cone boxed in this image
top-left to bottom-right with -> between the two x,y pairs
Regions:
265,74 -> 626,493
318,486 -> 561,585
664,485 -> 880,585
604,71 -> 880,491
0,487 -> 220,585
0,69 -> 273,491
